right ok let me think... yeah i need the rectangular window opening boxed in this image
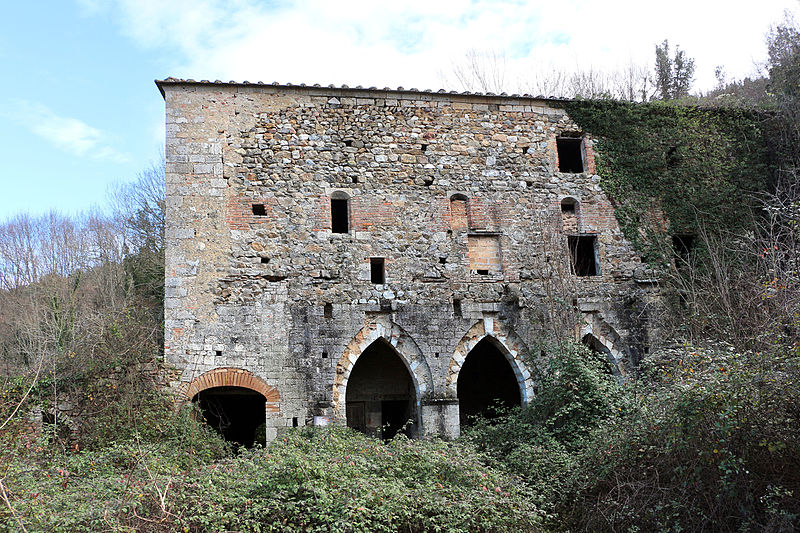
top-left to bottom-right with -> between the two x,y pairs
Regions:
252,203 -> 267,216
322,350 -> 328,359
323,303 -> 333,319
453,298 -> 462,318
568,235 -> 599,276
215,350 -> 222,356
476,269 -> 489,276
370,257 -> 385,284
260,257 -> 269,264
557,137 -> 584,173
331,199 -> 349,233
292,417 -> 299,427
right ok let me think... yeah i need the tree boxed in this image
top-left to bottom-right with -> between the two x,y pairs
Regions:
653,39 -> 696,99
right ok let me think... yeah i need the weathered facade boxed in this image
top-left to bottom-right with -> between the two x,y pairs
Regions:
157,78 -> 658,443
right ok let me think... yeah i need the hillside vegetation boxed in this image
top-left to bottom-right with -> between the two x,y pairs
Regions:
1,15 -> 800,533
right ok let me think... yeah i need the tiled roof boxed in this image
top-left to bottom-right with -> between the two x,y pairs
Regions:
154,77 -> 569,102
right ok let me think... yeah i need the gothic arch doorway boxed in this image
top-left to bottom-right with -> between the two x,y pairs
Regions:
457,336 -> 522,427
345,338 -> 416,440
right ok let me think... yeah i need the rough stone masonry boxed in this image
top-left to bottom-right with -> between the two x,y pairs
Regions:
157,78 -> 660,443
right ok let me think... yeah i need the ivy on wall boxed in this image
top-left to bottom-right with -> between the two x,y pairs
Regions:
562,100 -> 772,257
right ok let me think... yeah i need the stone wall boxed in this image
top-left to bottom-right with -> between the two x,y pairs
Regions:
158,79 -> 659,440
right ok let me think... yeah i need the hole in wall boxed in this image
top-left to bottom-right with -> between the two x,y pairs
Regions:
457,338 -> 521,428
292,417 -> 299,427
421,143 -> 429,152
322,350 -> 328,359
522,146 -> 529,154
439,257 -> 447,264
568,235 -> 599,276
556,137 -> 584,173
215,350 -> 222,356
370,257 -> 385,284
193,387 -> 266,448
453,298 -> 462,318
476,269 -> 490,276
260,257 -> 269,264
252,204 -> 267,216
344,139 -> 353,147
331,198 -> 349,234
423,178 -> 434,187
351,177 -> 358,184
323,303 -> 333,319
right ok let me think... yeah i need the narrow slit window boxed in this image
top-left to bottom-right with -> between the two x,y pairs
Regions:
556,137 -> 584,173
568,235 -> 599,276
370,257 -> 385,284
252,203 -> 267,216
453,298 -> 462,318
331,198 -> 349,233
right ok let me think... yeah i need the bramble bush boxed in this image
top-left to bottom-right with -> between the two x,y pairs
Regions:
2,427 -> 543,532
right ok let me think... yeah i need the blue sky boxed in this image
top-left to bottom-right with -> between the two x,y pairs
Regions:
1,0 -> 797,219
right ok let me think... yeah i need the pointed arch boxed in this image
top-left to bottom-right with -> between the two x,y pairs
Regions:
579,313 -> 628,377
333,317 -> 433,425
447,316 -> 534,404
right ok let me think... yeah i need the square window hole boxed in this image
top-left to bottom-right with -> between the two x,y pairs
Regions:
370,257 -> 385,284
215,350 -> 222,356
252,203 -> 267,216
568,235 -> 599,276
556,137 -> 584,173
260,257 -> 269,264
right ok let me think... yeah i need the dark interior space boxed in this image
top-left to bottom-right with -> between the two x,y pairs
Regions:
581,334 -> 618,376
331,198 -> 349,233
568,235 -> 599,276
561,197 -> 577,213
457,337 -> 521,427
252,203 -> 266,216
370,257 -> 385,284
556,137 -> 584,173
194,387 -> 266,448
346,338 -> 415,440
672,234 -> 694,261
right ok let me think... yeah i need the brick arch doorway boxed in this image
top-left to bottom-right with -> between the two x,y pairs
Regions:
345,337 -> 417,440
181,368 -> 280,447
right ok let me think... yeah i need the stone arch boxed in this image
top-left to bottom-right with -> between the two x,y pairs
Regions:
579,314 -> 628,377
333,318 -> 434,426
179,367 -> 280,414
447,316 -> 534,404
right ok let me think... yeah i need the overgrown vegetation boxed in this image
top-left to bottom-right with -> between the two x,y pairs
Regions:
2,11 -> 800,533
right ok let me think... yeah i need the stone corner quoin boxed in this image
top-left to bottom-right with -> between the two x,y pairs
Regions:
158,79 -> 660,442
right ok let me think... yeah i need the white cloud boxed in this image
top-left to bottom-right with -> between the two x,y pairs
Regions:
93,0 -> 798,94
9,101 -> 129,162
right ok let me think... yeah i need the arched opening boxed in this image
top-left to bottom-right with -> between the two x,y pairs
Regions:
457,337 -> 521,427
449,193 -> 469,231
581,334 -> 620,377
193,386 -> 266,448
345,338 -> 416,440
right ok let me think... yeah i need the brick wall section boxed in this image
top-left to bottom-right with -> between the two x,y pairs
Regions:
467,235 -> 502,272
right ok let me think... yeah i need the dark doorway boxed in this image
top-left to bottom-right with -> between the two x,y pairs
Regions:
346,338 -> 416,440
193,386 -> 266,448
457,337 -> 521,427
581,334 -> 619,377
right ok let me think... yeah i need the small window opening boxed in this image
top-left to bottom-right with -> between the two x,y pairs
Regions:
252,203 -> 267,216
351,176 -> 358,184
453,298 -> 462,318
561,198 -> 577,214
421,143 -> 429,152
522,146 -> 529,154
322,350 -> 328,359
215,350 -> 222,356
292,417 -> 299,427
476,269 -> 489,276
323,303 -> 333,319
260,257 -> 269,264
568,235 -> 599,276
434,352 -> 439,358
672,234 -> 694,260
331,198 -> 349,233
344,139 -> 353,147
556,137 -> 584,173
423,178 -> 433,187
438,257 -> 447,264
370,257 -> 385,284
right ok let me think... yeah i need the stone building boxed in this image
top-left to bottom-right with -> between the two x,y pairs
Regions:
157,78 -> 657,445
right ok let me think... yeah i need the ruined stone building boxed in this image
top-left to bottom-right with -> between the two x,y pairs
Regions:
157,78 -> 658,446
